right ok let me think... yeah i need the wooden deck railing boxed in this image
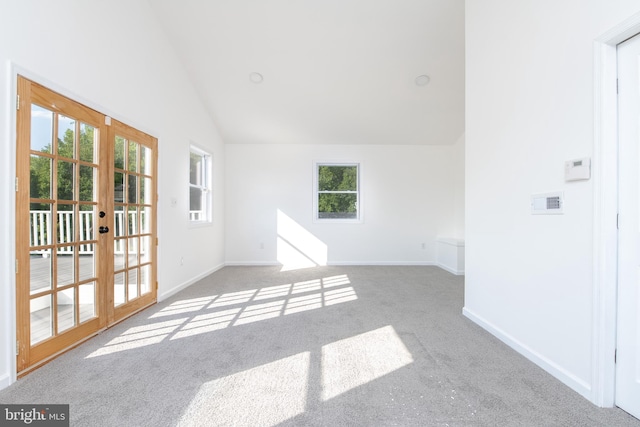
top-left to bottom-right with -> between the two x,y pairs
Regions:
189,210 -> 204,221
31,210 -> 200,255
30,211 -> 143,255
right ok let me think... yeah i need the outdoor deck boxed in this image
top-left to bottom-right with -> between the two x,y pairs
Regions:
31,304 -> 96,344
30,254 -> 97,293
28,254 -> 135,345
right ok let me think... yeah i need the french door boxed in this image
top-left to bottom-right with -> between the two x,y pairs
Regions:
107,119 -> 157,324
15,76 -> 157,373
616,33 -> 640,419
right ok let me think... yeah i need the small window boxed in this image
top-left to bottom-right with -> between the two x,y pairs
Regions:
315,163 -> 360,221
189,146 -> 212,223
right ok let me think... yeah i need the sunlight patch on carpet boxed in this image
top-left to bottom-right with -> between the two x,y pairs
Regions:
321,325 -> 414,401
149,296 -> 217,318
234,300 -> 285,326
171,308 -> 241,340
178,352 -> 310,427
284,293 -> 323,315
168,275 -> 357,340
86,274 -> 359,355
85,318 -> 187,358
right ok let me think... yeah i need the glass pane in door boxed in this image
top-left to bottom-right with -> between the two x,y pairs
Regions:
29,201 -> 53,296
57,161 -> 75,201
30,105 -> 53,153
27,101 -> 100,349
113,136 -> 149,307
128,141 -> 137,172
114,272 -> 125,307
57,246 -> 75,287
17,78 -> 157,373
79,165 -> 95,202
56,204 -> 75,244
128,269 -> 138,300
79,123 -> 95,163
30,294 -> 52,345
57,288 -> 76,333
57,115 -> 75,159
140,265 -> 151,295
79,282 -> 96,323
140,236 -> 151,264
30,249 -> 52,295
105,121 -> 156,326
30,155 -> 52,199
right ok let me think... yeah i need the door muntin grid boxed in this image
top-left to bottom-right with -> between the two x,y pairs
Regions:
28,103 -> 99,345
113,136 -> 153,307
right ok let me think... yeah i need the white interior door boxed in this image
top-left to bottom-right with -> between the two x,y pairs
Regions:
616,32 -> 640,419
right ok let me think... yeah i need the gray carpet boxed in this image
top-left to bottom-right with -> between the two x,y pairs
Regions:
1,266 -> 638,426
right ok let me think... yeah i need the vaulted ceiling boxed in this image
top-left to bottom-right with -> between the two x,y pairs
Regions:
148,0 -> 464,145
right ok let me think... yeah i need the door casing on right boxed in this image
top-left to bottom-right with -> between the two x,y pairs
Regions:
615,31 -> 640,420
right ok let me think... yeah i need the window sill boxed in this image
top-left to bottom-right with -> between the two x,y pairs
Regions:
313,218 -> 363,224
189,220 -> 213,229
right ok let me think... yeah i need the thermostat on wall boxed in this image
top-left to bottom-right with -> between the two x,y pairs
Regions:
565,157 -> 590,181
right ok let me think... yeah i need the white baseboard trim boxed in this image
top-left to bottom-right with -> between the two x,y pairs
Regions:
0,372 -> 12,391
462,307 -> 592,400
224,261 -> 280,266
158,263 -> 225,302
224,261 -> 440,267
328,261 -> 437,266
437,263 -> 465,275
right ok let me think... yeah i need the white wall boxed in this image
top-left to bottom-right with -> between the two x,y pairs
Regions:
225,144 -> 459,266
451,133 -> 465,238
465,0 -> 640,401
0,0 -> 225,389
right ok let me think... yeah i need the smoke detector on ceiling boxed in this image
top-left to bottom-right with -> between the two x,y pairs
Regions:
249,72 -> 264,84
415,75 -> 431,86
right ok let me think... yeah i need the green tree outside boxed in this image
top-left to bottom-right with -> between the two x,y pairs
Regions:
30,124 -> 144,209
30,124 -> 97,210
318,165 -> 358,219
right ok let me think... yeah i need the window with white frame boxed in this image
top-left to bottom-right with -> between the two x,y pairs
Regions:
315,163 -> 360,221
189,146 -> 212,223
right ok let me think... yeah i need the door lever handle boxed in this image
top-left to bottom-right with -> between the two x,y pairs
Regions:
99,226 -> 110,234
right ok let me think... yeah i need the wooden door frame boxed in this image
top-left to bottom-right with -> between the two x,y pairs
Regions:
1,64 -> 58,387
11,72 -> 158,377
15,77 -> 109,373
592,11 -> 640,408
106,118 -> 158,325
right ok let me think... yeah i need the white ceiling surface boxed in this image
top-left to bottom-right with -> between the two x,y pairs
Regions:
148,0 -> 464,145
